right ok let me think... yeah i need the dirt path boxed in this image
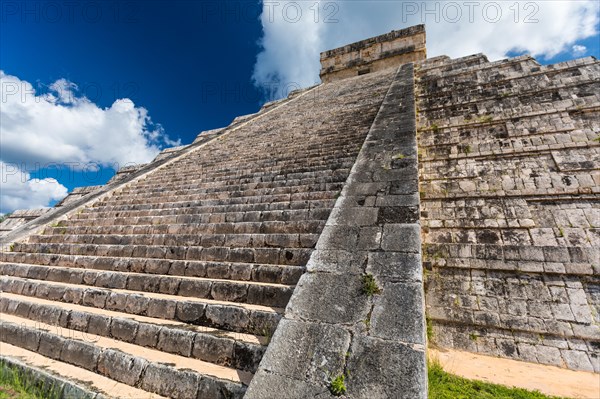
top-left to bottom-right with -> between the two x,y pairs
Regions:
430,348 -> 600,399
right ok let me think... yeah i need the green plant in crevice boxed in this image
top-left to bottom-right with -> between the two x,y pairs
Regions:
453,296 -> 460,307
479,115 -> 494,123
361,274 -> 381,297
426,316 -> 434,342
330,374 -> 347,396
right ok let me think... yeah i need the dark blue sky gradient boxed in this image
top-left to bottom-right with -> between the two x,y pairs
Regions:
1,1 -> 265,145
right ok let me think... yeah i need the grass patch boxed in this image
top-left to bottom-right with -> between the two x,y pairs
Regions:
428,360 -> 566,399
0,363 -> 61,399
329,374 -> 347,396
361,274 -> 381,297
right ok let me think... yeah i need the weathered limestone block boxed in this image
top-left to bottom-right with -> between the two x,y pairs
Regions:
418,52 -> 600,372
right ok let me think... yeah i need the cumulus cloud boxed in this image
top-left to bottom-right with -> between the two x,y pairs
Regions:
0,161 -> 68,214
253,0 -> 600,90
0,71 -> 180,168
0,71 -> 179,213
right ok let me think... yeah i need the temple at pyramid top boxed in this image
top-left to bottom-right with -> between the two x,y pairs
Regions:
319,24 -> 426,82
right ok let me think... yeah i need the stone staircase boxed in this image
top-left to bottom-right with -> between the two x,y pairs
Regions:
0,67 -> 393,398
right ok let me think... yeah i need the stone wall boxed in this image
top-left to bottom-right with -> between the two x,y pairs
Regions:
416,54 -> 600,372
320,25 -> 426,83
247,64 -> 427,398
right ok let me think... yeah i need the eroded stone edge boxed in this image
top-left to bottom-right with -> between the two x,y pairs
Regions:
245,63 -> 427,399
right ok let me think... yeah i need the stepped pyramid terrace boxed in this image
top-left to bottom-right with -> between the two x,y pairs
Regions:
1,25 -> 599,399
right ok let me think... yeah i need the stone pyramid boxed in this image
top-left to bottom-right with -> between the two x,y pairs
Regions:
1,24 -> 598,398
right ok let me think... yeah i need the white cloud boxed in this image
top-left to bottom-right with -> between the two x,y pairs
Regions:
572,44 -> 587,57
253,1 -> 600,90
0,161 -> 68,214
253,1 -> 325,90
0,71 -> 180,169
48,78 -> 78,104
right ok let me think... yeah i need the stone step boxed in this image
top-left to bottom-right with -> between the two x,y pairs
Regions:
75,199 -> 336,219
116,172 -> 349,196
93,183 -> 345,207
144,143 -> 360,174
0,276 -> 283,335
148,151 -> 356,172
419,55 -> 597,82
129,160 -> 352,187
0,342 -> 168,399
110,177 -> 346,197
418,54 -> 516,74
137,161 -> 355,187
29,232 -> 320,250
155,132 -> 360,166
418,98 -> 599,132
417,106 -> 599,141
86,191 -> 339,213
42,220 -> 326,237
143,168 -> 349,187
418,64 -> 599,97
11,243 -> 313,266
418,81 -> 599,118
68,208 -> 333,228
134,143 -> 359,171
0,263 -> 294,308
419,139 -> 598,163
0,313 -> 249,398
417,119 -> 589,147
422,243 -> 596,275
0,253 -> 305,285
0,293 -> 266,373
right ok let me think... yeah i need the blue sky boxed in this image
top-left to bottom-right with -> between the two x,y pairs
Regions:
1,1 -> 264,136
1,1 -> 599,213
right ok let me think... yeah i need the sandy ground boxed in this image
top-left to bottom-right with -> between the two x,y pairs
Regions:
430,348 -> 600,399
